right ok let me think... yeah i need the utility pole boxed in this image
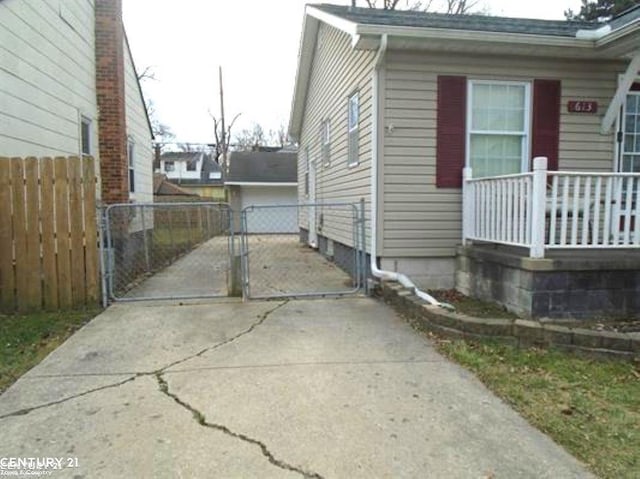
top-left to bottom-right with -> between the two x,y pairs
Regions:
219,66 -> 227,173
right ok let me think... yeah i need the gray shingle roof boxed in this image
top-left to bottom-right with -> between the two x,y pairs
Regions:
312,4 -> 600,37
227,151 -> 297,183
200,156 -> 224,185
609,4 -> 640,30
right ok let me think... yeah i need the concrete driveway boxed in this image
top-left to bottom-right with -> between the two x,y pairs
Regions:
0,297 -> 592,478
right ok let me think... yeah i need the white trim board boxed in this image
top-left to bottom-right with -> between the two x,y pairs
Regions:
225,182 -> 298,187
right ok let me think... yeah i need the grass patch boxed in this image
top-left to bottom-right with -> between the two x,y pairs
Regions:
437,339 -> 640,478
0,309 -> 100,393
429,289 -> 520,319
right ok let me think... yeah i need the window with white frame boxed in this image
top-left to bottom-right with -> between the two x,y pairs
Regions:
620,91 -> 640,173
80,117 -> 91,157
164,161 -> 175,172
320,119 -> 330,166
128,138 -> 135,193
467,81 -> 530,178
348,92 -> 359,166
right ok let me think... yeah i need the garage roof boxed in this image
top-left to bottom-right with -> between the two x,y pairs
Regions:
227,151 -> 297,184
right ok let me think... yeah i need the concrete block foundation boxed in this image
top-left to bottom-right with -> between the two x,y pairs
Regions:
457,245 -> 640,319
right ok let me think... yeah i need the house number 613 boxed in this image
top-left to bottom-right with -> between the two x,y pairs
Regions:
567,101 -> 598,114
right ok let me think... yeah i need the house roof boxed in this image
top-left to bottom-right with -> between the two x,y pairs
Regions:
153,173 -> 199,196
161,151 -> 201,162
227,151 -> 297,184
289,4 -> 640,139
160,152 -> 225,186
311,4 -> 597,37
200,156 -> 224,185
124,32 -> 154,140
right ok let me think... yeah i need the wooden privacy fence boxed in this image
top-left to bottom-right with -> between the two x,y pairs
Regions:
0,156 -> 99,313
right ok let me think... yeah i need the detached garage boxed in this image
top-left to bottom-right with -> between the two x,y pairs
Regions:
226,149 -> 298,233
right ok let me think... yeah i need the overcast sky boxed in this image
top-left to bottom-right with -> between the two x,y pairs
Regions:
122,0 -> 583,145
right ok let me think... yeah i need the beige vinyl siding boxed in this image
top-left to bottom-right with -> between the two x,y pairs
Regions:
124,41 -> 153,203
0,0 -> 98,158
382,50 -> 624,258
298,24 -> 375,249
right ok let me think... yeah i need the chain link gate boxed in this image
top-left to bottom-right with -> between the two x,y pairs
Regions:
102,202 -> 233,301
240,202 -> 366,299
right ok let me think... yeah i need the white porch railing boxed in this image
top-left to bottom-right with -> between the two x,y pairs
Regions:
463,157 -> 640,258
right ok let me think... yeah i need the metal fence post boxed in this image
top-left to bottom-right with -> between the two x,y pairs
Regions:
359,197 -> 367,293
104,205 -> 115,302
168,207 -> 175,257
140,204 -> 150,272
240,208 -> 249,300
350,205 -> 362,289
98,207 -> 108,309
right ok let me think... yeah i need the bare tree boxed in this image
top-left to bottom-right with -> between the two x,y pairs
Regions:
136,65 -> 157,82
364,0 -> 401,9
209,111 -> 241,172
271,122 -> 294,148
137,66 -> 175,147
363,0 -> 478,13
233,122 -> 296,151
145,99 -> 175,145
233,123 -> 266,151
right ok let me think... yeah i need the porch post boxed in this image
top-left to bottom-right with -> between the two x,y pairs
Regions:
530,157 -> 548,258
462,167 -> 474,245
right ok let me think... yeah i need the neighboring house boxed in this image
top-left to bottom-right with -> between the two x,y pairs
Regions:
0,0 -> 153,205
227,149 -> 298,233
153,173 -> 201,202
159,151 -> 225,200
289,4 -> 640,318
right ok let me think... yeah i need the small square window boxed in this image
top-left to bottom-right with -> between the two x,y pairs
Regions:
80,117 -> 91,156
165,161 -> 175,172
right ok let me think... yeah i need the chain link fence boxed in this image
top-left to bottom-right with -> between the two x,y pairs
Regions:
240,203 -> 365,299
103,202 -> 233,301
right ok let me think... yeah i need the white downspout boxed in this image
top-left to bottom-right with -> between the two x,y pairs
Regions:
369,34 -> 451,310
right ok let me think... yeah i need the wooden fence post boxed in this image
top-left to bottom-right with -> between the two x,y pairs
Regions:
530,157 -> 548,259
462,167 -> 474,246
0,158 -> 15,312
83,156 -> 99,305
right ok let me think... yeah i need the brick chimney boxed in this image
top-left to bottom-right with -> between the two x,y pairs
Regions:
95,0 -> 128,204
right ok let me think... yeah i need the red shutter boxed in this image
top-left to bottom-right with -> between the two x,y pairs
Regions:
436,75 -> 467,188
531,79 -> 561,171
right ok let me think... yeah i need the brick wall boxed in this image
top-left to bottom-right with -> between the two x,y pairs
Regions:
95,0 -> 128,204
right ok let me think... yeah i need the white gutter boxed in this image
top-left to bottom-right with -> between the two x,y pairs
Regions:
575,24 -> 611,40
369,34 -> 452,310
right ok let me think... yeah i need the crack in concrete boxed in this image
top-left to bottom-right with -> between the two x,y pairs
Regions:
156,300 -> 289,373
0,301 -> 288,421
0,375 -> 138,420
156,373 -> 324,479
